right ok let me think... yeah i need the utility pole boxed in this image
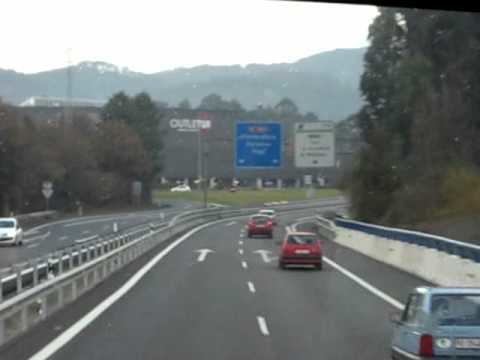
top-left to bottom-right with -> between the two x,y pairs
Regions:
65,48 -> 73,124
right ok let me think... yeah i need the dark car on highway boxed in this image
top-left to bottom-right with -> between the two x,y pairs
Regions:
247,215 -> 273,238
278,232 -> 323,270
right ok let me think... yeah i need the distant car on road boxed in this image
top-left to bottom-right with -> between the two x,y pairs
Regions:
278,232 -> 322,270
391,287 -> 480,360
247,215 -> 273,238
259,209 -> 277,225
170,184 -> 191,192
0,218 -> 23,246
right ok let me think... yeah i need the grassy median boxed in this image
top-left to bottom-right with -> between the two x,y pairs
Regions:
154,188 -> 341,207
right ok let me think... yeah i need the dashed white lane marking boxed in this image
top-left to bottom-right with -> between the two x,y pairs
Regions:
238,248 -> 244,255
225,221 -> 237,226
239,240 -> 244,245
257,316 -> 270,336
241,261 -> 248,269
247,281 -> 256,293
291,222 -> 404,310
59,236 -> 68,241
23,231 -> 50,243
27,243 -> 39,249
82,230 -> 91,235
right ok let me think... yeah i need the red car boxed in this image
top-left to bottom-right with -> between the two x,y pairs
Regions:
247,215 -> 273,238
278,232 -> 322,270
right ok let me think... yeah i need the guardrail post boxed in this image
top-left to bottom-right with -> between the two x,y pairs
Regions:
58,252 -> 63,275
0,276 -> 3,303
68,249 -> 74,270
33,260 -> 39,286
15,265 -> 22,294
77,246 -> 83,266
86,246 -> 91,262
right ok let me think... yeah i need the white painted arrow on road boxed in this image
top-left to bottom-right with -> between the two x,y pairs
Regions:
253,250 -> 276,263
195,249 -> 214,262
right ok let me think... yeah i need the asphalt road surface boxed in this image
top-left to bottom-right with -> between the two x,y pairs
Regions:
0,207 -> 432,360
0,200 -> 202,270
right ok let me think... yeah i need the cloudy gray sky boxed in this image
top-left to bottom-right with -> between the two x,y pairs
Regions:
2,0 -> 378,74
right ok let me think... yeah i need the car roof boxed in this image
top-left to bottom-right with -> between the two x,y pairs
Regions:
0,218 -> 16,221
260,209 -> 274,212
413,286 -> 480,295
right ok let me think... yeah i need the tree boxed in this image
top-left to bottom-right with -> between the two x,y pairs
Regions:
198,93 -> 244,112
95,120 -> 152,180
351,8 -> 480,224
198,93 -> 225,110
274,97 -> 298,115
102,92 -> 163,203
178,98 -> 192,109
304,112 -> 319,121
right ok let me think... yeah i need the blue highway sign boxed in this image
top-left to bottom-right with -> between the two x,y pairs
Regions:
235,122 -> 282,168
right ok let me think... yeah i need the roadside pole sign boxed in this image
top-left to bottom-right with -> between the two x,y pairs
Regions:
42,181 -> 53,210
42,181 -> 53,199
304,175 -> 312,186
235,122 -> 282,168
294,121 -> 335,168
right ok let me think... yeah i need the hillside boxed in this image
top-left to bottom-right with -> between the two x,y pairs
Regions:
0,48 -> 366,120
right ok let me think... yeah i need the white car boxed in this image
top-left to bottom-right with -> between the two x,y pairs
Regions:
0,218 -> 23,246
258,209 -> 277,225
170,184 -> 191,192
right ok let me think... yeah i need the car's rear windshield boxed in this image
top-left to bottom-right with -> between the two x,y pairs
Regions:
287,235 -> 317,245
251,216 -> 269,224
0,221 -> 15,228
431,294 -> 480,326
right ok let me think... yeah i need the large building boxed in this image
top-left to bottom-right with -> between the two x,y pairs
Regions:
15,106 -> 360,187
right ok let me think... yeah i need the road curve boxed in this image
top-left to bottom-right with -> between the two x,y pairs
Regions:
0,210 -> 429,360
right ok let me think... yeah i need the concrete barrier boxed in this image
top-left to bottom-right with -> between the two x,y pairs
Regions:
330,222 -> 480,287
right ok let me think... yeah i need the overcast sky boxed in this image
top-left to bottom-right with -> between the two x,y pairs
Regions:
1,0 -> 378,74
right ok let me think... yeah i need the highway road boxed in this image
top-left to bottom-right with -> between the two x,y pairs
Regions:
0,200 -> 202,270
0,208 -> 431,360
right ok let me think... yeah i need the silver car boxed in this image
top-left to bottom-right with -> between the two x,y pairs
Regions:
391,287 -> 480,359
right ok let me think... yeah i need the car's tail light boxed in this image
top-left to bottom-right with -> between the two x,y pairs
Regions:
266,220 -> 273,227
312,246 -> 321,255
419,334 -> 434,357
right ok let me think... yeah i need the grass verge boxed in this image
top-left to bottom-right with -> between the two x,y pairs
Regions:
154,188 -> 341,207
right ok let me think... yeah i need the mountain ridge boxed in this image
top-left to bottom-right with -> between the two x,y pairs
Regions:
0,47 -> 366,120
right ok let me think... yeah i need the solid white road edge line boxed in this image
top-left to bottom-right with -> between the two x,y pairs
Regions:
28,217 -> 234,360
322,258 -> 404,310
248,281 -> 256,293
241,261 -> 248,269
291,222 -> 404,311
257,316 -> 270,336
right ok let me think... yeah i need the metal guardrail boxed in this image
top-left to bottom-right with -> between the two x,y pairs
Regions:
335,218 -> 480,263
0,200 -> 347,348
314,216 -> 336,240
